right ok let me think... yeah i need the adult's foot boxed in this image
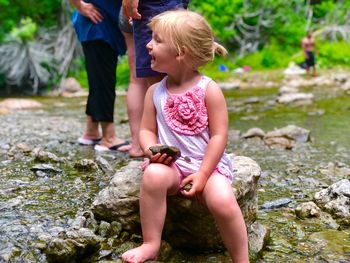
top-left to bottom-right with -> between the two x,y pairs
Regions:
99,137 -> 131,151
81,133 -> 101,140
95,140 -> 131,152
129,147 -> 145,158
77,137 -> 101,145
122,244 -> 158,263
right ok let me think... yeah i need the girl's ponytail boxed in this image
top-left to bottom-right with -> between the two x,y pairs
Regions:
213,42 -> 228,57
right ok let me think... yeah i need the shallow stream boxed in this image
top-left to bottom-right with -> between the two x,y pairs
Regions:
0,82 -> 350,262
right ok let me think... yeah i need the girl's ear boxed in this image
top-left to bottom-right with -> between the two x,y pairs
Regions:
176,46 -> 187,61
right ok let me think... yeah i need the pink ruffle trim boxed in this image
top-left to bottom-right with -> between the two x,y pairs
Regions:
164,86 -> 208,135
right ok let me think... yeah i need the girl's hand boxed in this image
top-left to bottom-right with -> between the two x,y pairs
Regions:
150,152 -> 173,165
180,171 -> 207,197
147,145 -> 173,166
77,1 -> 103,24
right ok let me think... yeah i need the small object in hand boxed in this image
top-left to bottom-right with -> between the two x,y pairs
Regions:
181,156 -> 191,163
149,145 -> 181,161
182,183 -> 192,192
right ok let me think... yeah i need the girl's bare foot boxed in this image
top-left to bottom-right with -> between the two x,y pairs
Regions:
122,244 -> 158,263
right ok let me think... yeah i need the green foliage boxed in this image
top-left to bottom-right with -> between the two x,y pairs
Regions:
313,0 -> 350,23
10,18 -> 37,42
190,0 -> 310,49
0,0 -> 61,41
189,0 -> 350,70
318,41 -> 350,67
189,0 -> 243,43
68,58 -> 88,89
235,44 -> 292,69
116,55 -> 130,89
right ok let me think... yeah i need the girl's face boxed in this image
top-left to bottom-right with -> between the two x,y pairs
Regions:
146,29 -> 178,74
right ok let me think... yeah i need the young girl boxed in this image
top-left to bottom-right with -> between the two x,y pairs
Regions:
122,10 -> 249,263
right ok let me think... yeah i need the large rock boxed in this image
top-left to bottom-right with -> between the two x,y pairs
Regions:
91,156 -> 264,252
295,201 -> 321,219
0,98 -> 42,110
265,125 -> 310,142
49,77 -> 89,98
277,92 -> 314,105
263,125 -> 310,149
279,85 -> 299,95
39,227 -> 102,263
242,127 -> 266,139
314,179 -> 350,222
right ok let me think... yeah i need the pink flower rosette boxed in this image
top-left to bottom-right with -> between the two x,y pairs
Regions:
164,86 -> 208,135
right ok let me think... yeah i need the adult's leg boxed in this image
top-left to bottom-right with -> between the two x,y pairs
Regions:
201,173 -> 249,262
82,40 -> 129,149
123,31 -> 148,157
122,163 -> 180,263
82,115 -> 101,140
80,42 -> 102,141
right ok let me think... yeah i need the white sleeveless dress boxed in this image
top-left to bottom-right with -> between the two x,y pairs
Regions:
152,75 -> 234,182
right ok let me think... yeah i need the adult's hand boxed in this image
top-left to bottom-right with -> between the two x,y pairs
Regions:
76,1 -> 103,24
122,0 -> 141,20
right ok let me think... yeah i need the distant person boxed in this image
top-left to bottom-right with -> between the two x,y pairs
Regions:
122,10 -> 249,263
301,30 -> 318,77
70,0 -> 131,152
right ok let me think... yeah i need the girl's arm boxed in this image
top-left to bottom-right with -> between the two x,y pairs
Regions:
139,84 -> 158,155
139,84 -> 173,164
181,80 -> 228,196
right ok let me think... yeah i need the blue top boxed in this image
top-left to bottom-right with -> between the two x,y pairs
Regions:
72,0 -> 126,55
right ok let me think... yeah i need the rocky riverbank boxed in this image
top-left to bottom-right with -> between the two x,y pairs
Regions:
0,69 -> 350,262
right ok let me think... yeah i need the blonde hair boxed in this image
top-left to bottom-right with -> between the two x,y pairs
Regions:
148,9 -> 227,69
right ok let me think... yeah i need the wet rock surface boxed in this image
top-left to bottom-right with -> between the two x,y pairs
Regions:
314,179 -> 350,223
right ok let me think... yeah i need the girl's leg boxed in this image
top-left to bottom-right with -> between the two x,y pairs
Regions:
201,173 -> 249,263
122,163 -> 180,263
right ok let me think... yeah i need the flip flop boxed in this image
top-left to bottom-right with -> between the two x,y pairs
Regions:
77,137 -> 102,145
94,141 -> 131,153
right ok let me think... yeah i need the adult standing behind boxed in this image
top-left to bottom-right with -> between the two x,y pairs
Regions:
301,31 -> 318,77
121,0 -> 189,157
119,11 -> 148,158
70,0 -> 131,152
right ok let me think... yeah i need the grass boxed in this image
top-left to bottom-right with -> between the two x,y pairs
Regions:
67,39 -> 350,92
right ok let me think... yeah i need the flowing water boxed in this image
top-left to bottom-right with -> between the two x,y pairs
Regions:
0,83 -> 349,262
226,85 -> 350,262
